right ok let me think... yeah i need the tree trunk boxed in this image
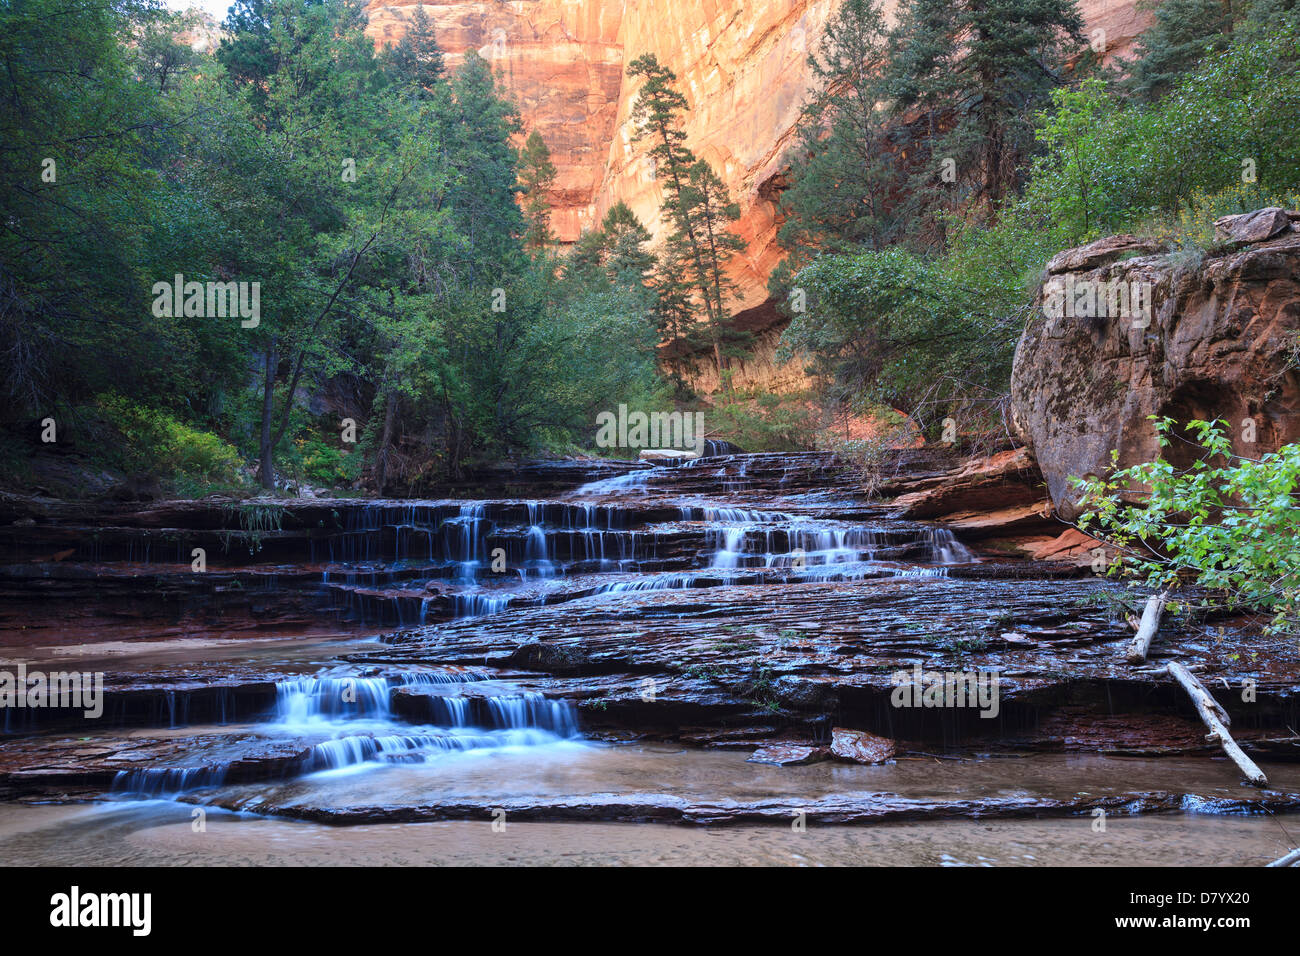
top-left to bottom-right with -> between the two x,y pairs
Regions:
259,343 -> 277,491
1165,662 -> 1268,787
1126,591 -> 1169,664
375,388 -> 398,494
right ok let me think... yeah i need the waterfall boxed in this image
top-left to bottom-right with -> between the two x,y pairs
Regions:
273,669 -> 492,724
927,528 -> 974,564
111,767 -> 228,796
711,527 -> 747,569
450,591 -> 513,618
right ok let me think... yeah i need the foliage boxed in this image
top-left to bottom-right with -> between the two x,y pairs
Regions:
780,212 -> 1060,430
1075,419 -> 1300,635
627,53 -> 751,384
777,0 -> 896,262
883,0 -> 1086,244
518,130 -> 558,250
707,389 -> 819,452
0,0 -> 668,496
95,394 -> 245,491
1025,27 -> 1300,244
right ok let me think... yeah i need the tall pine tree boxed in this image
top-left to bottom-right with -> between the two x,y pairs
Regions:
627,53 -> 747,389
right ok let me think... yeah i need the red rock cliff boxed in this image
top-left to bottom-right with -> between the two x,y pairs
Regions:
365,0 -> 1153,313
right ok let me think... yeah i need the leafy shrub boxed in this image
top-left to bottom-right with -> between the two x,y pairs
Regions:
294,435 -> 361,487
708,389 -> 818,452
1075,418 -> 1300,635
96,394 -> 245,491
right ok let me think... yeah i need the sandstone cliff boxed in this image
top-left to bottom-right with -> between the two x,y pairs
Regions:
365,0 -> 1153,316
1010,215 -> 1300,518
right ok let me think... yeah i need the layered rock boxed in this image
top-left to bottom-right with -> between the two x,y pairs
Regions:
1010,216 -> 1300,516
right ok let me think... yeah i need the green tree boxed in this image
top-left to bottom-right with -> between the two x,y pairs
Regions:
518,130 -> 558,251
1126,0 -> 1236,100
208,0 -> 401,489
627,53 -> 748,387
383,5 -> 445,94
778,0 -> 897,261
885,0 -> 1086,244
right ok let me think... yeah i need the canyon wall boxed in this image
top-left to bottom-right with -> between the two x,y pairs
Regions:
365,0 -> 1153,315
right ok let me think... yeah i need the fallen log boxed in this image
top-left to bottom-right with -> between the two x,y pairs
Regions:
1266,847 -> 1300,867
1165,661 -> 1268,787
1126,590 -> 1169,664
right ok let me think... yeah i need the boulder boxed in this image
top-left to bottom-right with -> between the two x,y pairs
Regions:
1011,230 -> 1300,517
830,728 -> 896,764
747,744 -> 830,766
1045,234 -> 1166,275
639,448 -> 699,462
1214,206 -> 1292,245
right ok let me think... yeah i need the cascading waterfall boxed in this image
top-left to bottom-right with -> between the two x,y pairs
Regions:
110,668 -> 582,795
305,457 -> 974,628
273,668 -> 492,724
926,528 -> 975,564
80,451 -> 998,814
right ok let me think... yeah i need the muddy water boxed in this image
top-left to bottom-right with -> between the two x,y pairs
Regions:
184,745 -> 1300,818
0,801 -> 1294,866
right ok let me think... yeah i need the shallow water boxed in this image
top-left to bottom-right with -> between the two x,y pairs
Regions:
0,801 -> 1294,866
186,745 -> 1300,814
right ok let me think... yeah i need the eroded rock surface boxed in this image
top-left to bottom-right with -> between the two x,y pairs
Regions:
1011,218 -> 1300,515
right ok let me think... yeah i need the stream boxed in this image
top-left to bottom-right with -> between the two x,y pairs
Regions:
2,452 -> 1298,865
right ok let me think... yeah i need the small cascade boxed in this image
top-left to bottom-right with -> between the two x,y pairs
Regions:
273,668 -> 491,724
524,520 -> 556,577
111,766 -> 228,796
290,676 -> 582,774
570,470 -> 651,496
486,692 -> 580,737
710,528 -> 747,569
450,591 -> 514,618
305,727 -> 569,772
926,528 -> 975,564
108,668 -> 586,793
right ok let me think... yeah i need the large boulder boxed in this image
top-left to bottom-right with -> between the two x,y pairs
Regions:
1214,207 -> 1291,245
1011,215 -> 1300,517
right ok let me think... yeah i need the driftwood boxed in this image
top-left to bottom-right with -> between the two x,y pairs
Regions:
1266,847 -> 1300,867
1165,662 -> 1269,787
1126,590 -> 1169,664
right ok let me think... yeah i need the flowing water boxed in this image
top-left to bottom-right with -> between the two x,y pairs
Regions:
2,452 -> 1296,865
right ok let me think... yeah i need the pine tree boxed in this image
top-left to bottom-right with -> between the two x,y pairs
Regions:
626,53 -> 748,387
386,5 -> 445,95
1125,0 -> 1277,101
599,202 -> 655,289
885,0 -> 1086,244
518,130 -> 558,251
779,0 -> 897,260
444,51 -> 525,281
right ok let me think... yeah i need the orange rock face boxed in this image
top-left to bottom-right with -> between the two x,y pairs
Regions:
364,0 -> 1153,310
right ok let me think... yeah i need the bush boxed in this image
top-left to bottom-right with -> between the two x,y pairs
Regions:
96,394 -> 245,491
1025,26 -> 1300,244
1075,418 -> 1300,636
707,389 -> 818,452
296,436 -> 361,487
